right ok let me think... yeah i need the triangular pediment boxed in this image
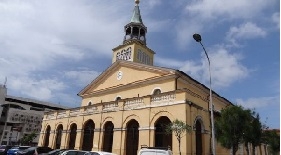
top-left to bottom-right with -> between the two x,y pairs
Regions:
78,61 -> 176,97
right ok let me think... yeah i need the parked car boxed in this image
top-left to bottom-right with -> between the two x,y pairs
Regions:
0,145 -> 13,155
138,145 -> 172,155
17,146 -> 52,155
59,150 -> 88,155
43,149 -> 67,155
85,151 -> 117,155
7,146 -> 30,155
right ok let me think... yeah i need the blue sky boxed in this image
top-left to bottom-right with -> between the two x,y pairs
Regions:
0,0 -> 279,129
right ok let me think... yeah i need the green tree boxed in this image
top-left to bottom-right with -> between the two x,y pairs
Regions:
262,130 -> 280,155
243,112 -> 262,155
215,105 -> 252,155
20,132 -> 37,145
165,119 -> 191,155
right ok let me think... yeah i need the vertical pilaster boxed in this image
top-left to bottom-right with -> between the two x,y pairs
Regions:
112,128 -> 124,155
75,129 -> 83,150
49,130 -> 56,149
93,129 -> 100,151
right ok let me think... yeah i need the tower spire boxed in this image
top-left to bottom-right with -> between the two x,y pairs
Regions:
112,0 -> 155,65
123,0 -> 147,45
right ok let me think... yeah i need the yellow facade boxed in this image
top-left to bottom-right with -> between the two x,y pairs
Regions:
38,1 -> 240,155
38,59 -> 233,155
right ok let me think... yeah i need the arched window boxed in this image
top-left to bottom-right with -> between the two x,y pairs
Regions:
88,102 -> 92,106
126,120 -> 139,155
43,126 -> 51,147
196,120 -> 203,155
154,116 -> 172,149
68,123 -> 77,149
116,97 -> 121,101
82,120 -> 95,151
102,121 -> 114,152
55,124 -> 63,149
153,89 -> 161,95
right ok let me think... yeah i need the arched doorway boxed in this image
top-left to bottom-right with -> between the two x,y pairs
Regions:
55,124 -> 63,149
102,121 -> 114,152
154,116 -> 172,149
68,123 -> 77,149
43,125 -> 51,147
125,119 -> 139,155
195,120 -> 203,155
82,120 -> 95,151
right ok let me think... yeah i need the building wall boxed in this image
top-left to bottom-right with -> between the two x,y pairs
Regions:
39,90 -> 232,155
0,85 -> 68,145
81,77 -> 176,106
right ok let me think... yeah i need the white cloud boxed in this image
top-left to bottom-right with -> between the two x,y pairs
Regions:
8,76 -> 65,101
209,47 -> 248,87
157,46 -> 249,89
226,22 -> 267,44
65,70 -> 100,87
185,0 -> 276,20
175,20 -> 204,50
236,96 -> 279,109
147,0 -> 162,9
271,12 -> 280,29
0,0 -> 130,104
186,46 -> 248,88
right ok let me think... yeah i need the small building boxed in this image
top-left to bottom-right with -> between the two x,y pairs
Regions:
38,1 -> 233,155
0,85 -> 68,146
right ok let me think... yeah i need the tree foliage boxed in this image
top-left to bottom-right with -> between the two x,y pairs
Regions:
262,130 -> 280,155
165,119 -> 191,155
20,132 -> 37,145
243,112 -> 262,155
215,105 -> 252,155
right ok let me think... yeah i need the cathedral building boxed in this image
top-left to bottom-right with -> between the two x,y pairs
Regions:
38,1 -> 233,155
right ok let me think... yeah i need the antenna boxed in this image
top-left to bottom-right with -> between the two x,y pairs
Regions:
3,77 -> 7,88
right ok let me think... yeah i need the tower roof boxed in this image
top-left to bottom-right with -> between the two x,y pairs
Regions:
130,0 -> 143,24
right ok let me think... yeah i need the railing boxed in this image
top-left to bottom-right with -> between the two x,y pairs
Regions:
57,111 -> 67,119
43,91 -> 187,121
151,92 -> 176,105
81,105 -> 98,115
102,102 -> 118,111
46,113 -> 56,120
124,97 -> 144,110
69,109 -> 80,117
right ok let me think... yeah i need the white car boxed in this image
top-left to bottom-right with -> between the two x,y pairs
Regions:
60,150 -> 89,155
85,151 -> 117,155
138,146 -> 172,155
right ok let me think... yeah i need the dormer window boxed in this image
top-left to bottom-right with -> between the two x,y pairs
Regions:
88,102 -> 92,106
116,97 -> 121,101
153,89 -> 161,95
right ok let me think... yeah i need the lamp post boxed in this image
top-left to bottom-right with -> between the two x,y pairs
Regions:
193,33 -> 216,155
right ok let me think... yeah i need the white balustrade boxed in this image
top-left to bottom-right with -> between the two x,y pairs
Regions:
151,93 -> 176,105
124,98 -> 144,109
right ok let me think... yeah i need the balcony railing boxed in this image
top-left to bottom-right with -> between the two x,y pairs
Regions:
43,90 -> 200,121
151,92 -> 176,105
124,97 -> 144,110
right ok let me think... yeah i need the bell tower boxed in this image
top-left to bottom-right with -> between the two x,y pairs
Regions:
112,0 -> 155,65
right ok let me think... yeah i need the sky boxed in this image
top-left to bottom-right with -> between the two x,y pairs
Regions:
0,0 -> 279,129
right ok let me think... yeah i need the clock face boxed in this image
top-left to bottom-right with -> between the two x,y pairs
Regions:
117,71 -> 123,80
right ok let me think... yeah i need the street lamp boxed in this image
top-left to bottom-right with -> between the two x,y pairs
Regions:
193,33 -> 216,155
